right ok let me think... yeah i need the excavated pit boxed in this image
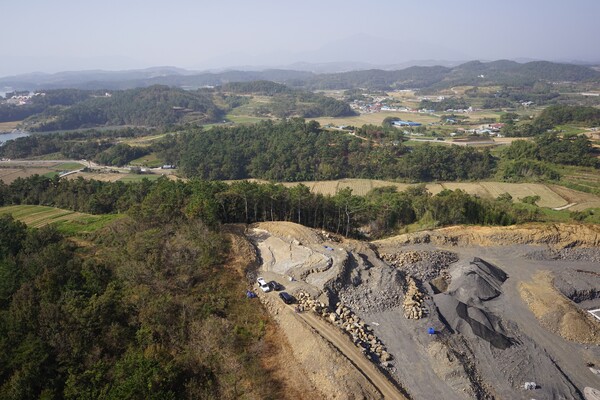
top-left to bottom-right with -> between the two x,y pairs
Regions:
248,222 -> 599,400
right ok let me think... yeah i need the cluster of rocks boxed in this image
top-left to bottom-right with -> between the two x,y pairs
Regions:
525,248 -> 600,263
319,230 -> 342,243
296,292 -> 393,366
381,250 -> 458,281
403,277 -> 427,319
296,257 -> 334,280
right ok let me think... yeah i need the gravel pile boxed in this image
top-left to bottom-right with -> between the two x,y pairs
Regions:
337,265 -> 405,313
525,247 -> 600,263
553,269 -> 600,303
435,258 -> 513,349
381,250 -> 458,281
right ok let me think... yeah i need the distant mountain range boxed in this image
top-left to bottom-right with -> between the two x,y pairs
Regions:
1,60 -> 599,92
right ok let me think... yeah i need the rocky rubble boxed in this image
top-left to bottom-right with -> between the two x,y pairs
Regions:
525,247 -> 600,263
297,292 -> 393,365
338,285 -> 404,314
381,250 -> 458,281
402,277 -> 427,319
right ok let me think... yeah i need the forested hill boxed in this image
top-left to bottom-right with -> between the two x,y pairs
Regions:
218,81 -> 356,118
163,119 -> 496,182
2,60 -> 599,91
3,82 -> 354,130
425,60 -> 600,90
25,86 -> 223,131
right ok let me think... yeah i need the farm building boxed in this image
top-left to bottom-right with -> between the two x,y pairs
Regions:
392,120 -> 422,127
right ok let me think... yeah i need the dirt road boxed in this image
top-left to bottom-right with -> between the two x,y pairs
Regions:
296,309 -> 408,399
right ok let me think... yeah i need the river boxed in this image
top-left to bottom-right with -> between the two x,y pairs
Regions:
0,130 -> 29,146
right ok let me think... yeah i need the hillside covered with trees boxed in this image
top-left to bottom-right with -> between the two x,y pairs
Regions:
26,86 -> 222,131
161,119 -> 495,182
219,81 -> 356,118
0,210 -> 283,399
3,60 -> 598,92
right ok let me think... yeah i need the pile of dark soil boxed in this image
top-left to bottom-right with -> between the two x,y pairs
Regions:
553,269 -> 600,304
434,258 -> 513,349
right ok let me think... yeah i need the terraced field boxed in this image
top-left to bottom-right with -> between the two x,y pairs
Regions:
0,205 -> 121,233
281,179 -> 600,210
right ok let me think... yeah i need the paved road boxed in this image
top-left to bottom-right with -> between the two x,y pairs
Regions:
296,309 -> 408,399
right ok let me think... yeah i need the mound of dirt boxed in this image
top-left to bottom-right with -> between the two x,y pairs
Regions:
519,271 -> 600,344
334,252 -> 405,313
447,258 -> 508,304
436,294 -> 513,350
435,258 -> 513,349
252,221 -> 323,245
376,223 -> 600,249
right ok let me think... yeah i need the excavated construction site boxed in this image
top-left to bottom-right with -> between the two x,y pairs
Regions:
245,222 -> 600,400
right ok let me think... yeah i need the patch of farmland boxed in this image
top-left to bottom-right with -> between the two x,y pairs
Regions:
425,183 -> 445,195
279,180 -> 590,209
66,171 -> 125,182
0,167 -> 56,183
548,185 -> 600,211
307,180 -> 340,196
0,205 -> 120,233
337,179 -> 377,196
440,182 -> 489,197
479,182 -> 567,208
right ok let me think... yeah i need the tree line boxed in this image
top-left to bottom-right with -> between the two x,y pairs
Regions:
219,80 -> 356,118
502,105 -> 600,137
0,175 -> 541,238
161,119 -> 496,182
28,86 -> 222,132
0,128 -> 155,167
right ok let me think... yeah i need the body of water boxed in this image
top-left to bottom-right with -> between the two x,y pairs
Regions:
0,130 -> 30,146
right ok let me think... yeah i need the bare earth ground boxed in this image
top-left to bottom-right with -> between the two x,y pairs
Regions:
245,222 -> 600,400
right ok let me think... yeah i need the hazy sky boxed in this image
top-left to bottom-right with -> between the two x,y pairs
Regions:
1,0 -> 599,76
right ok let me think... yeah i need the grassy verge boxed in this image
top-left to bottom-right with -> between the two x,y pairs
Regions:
129,152 -> 163,168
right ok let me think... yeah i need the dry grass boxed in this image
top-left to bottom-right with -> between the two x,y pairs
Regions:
548,184 -> 600,211
479,182 -> 566,208
0,121 -> 21,130
313,112 -> 440,128
279,180 -> 583,209
0,167 -> 56,183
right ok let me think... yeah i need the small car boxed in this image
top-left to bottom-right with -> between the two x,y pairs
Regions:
268,280 -> 283,291
257,277 -> 271,292
279,292 -> 295,304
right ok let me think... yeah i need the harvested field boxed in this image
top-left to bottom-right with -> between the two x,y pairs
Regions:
65,171 -> 176,182
549,184 -> 600,211
479,182 -> 566,208
0,121 -> 21,131
519,271 -> 600,344
280,179 -> 598,209
0,167 -> 56,183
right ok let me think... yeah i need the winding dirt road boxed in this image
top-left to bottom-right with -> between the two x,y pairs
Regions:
295,308 -> 408,399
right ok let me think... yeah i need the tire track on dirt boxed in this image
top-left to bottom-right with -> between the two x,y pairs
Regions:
295,309 -> 409,399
